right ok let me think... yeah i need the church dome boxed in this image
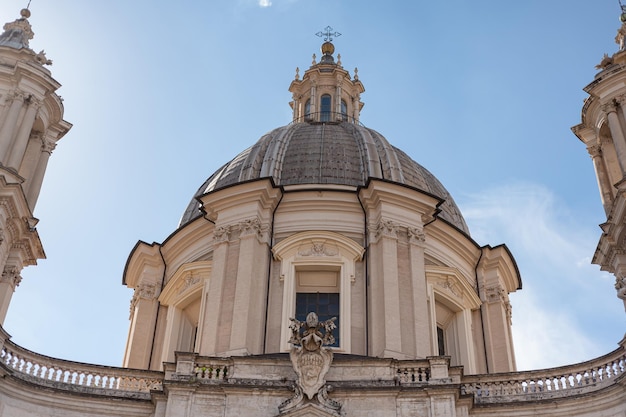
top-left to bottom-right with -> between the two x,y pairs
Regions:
180,121 -> 469,233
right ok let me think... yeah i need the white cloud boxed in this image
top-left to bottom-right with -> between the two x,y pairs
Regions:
458,182 -> 623,370
259,0 -> 272,7
510,288 -> 597,370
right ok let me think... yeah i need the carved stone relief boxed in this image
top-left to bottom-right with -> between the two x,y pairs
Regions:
436,276 -> 463,300
407,226 -> 426,245
279,312 -> 342,416
129,282 -> 159,318
297,242 -> 338,257
483,285 -> 507,304
0,265 -> 21,289
213,217 -> 270,244
369,218 -> 399,242
615,275 -> 626,301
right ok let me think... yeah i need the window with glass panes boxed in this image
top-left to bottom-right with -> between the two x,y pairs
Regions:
295,292 -> 339,347
320,94 -> 332,122
295,266 -> 340,347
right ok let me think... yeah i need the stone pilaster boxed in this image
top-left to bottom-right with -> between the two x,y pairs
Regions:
228,217 -> 271,355
198,233 -> 229,356
407,225 -> 431,358
6,97 -> 41,170
25,135 -> 55,209
0,264 -> 21,324
587,143 -> 614,213
368,218 -> 403,357
0,90 -> 25,163
125,281 -> 160,369
602,101 -> 626,178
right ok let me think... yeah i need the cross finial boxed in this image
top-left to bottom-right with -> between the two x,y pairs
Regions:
316,26 -> 341,42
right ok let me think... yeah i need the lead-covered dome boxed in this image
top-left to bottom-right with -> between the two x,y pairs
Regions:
181,121 -> 469,233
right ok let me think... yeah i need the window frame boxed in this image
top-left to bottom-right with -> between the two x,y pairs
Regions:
272,231 -> 364,353
320,94 -> 332,122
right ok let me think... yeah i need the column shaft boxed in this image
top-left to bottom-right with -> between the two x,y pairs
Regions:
7,100 -> 39,169
0,94 -> 24,163
605,109 -> 626,176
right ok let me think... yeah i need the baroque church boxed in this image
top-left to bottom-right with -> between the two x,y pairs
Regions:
0,7 -> 624,417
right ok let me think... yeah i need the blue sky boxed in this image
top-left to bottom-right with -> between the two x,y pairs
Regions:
0,0 -> 623,371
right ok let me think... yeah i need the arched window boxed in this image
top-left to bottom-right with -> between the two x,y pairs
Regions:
157,261 -> 211,363
427,266 -> 482,373
304,99 -> 311,120
320,94 -> 332,122
341,100 -> 348,119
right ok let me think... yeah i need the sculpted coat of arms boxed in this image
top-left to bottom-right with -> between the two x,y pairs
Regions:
278,312 -> 343,416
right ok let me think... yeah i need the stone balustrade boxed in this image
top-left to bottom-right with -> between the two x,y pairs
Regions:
462,343 -> 626,404
396,363 -> 431,384
0,327 -> 162,399
1,324 -> 625,406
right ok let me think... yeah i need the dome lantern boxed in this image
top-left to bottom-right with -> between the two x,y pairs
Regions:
288,27 -> 364,124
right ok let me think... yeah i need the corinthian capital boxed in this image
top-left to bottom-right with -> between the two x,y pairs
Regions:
1,265 -> 22,289
238,217 -> 264,238
615,275 -> 626,301
7,89 -> 25,103
369,218 -> 399,242
407,226 -> 426,245
213,226 -> 231,244
41,136 -> 56,154
601,100 -> 619,114
482,285 -> 508,304
587,144 -> 602,158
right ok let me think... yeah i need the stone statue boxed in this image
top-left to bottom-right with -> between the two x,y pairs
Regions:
279,312 -> 342,416
35,50 -> 52,66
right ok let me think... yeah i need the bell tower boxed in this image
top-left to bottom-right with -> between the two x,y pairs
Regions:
0,9 -> 71,323
572,6 -> 626,312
